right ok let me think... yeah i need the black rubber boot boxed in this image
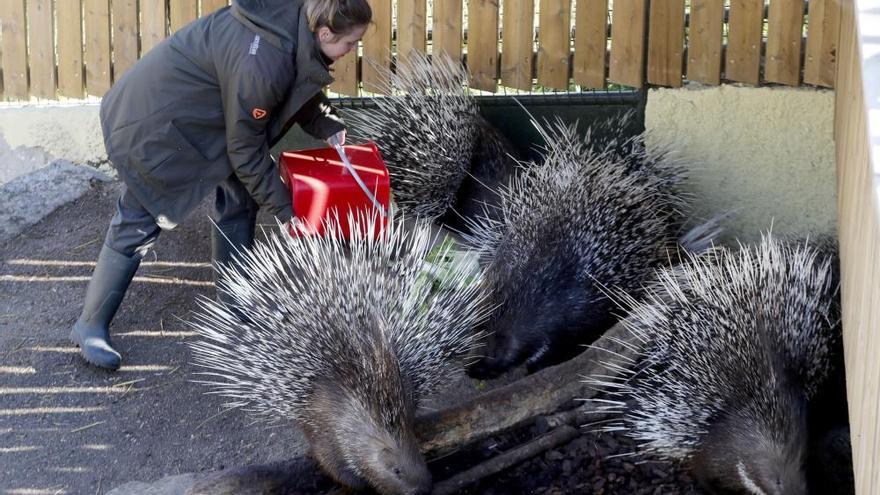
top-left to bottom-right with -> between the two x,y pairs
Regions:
70,245 -> 140,370
211,218 -> 256,306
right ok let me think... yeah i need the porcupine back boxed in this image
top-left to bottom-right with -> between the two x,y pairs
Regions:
462,114 -> 690,378
347,52 -> 520,226
188,215 -> 489,494
584,234 -> 840,494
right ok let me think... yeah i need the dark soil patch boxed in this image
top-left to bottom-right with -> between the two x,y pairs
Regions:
0,179 -> 705,494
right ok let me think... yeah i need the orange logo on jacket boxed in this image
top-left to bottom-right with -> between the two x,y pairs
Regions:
252,108 -> 268,120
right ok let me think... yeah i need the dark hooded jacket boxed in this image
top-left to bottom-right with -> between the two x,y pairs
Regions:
100,0 -> 344,229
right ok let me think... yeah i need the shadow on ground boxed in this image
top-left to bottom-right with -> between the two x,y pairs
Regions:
0,180 -> 305,494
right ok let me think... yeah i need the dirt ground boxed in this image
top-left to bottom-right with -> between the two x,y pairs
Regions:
0,178 -> 705,495
0,180 -> 307,494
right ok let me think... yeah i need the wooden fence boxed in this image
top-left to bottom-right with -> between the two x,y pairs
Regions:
834,1 -> 880,494
0,0 -> 841,100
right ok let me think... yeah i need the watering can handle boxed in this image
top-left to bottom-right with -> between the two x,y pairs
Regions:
328,135 -> 388,218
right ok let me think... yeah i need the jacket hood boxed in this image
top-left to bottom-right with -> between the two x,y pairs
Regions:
232,0 -> 303,52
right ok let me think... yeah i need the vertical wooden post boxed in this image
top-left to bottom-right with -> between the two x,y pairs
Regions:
201,0 -> 229,15
27,0 -> 57,98
361,0 -> 392,93
687,0 -> 724,85
765,0 -> 804,86
501,0 -> 535,90
170,0 -> 199,33
432,0 -> 463,62
57,0 -> 85,98
397,0 -> 427,60
84,0 -> 112,96
467,0 -> 500,92
646,0 -> 685,87
112,0 -> 140,82
804,0 -> 841,88
572,0 -> 608,89
1,0 -> 29,100
608,0 -> 648,88
537,0 -> 572,90
725,0 -> 764,84
141,1 -> 168,56
330,51 -> 359,97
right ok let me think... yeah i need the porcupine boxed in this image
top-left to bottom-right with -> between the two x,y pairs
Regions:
346,52 -> 520,228
461,113 -> 698,379
188,215 -> 489,495
584,234 -> 845,495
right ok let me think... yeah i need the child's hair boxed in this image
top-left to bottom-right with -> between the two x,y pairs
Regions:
306,0 -> 372,35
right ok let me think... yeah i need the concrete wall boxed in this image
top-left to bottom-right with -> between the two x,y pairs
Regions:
645,84 -> 837,244
0,103 -> 109,184
0,87 -> 837,244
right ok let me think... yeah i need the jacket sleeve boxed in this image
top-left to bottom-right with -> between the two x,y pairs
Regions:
295,92 -> 346,140
218,56 -> 294,221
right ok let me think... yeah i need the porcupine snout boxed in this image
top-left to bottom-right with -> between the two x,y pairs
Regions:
467,281 -> 614,379
691,392 -> 809,495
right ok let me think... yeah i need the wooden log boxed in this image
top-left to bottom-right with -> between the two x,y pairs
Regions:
171,321 -> 639,494
415,320 -> 635,456
431,425 -> 581,495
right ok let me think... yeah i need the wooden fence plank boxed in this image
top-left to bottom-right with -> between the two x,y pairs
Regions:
201,0 -> 229,15
725,0 -> 764,84
686,0 -> 724,85
361,0 -> 391,93
537,0 -> 571,90
1,0 -> 29,100
608,0 -> 648,88
834,3 -> 880,493
171,1 -> 199,33
27,0 -> 56,98
432,0 -> 463,61
112,0 -> 139,81
84,0 -> 112,96
646,0 -> 684,87
572,0 -> 607,88
329,50 -> 358,96
500,0 -> 535,91
765,0 -> 803,86
397,0 -> 427,60
804,0 -> 840,88
467,0 -> 500,92
141,1 -> 168,55
57,0 -> 85,98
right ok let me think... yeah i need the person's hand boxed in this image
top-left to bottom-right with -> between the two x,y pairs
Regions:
327,130 -> 346,146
